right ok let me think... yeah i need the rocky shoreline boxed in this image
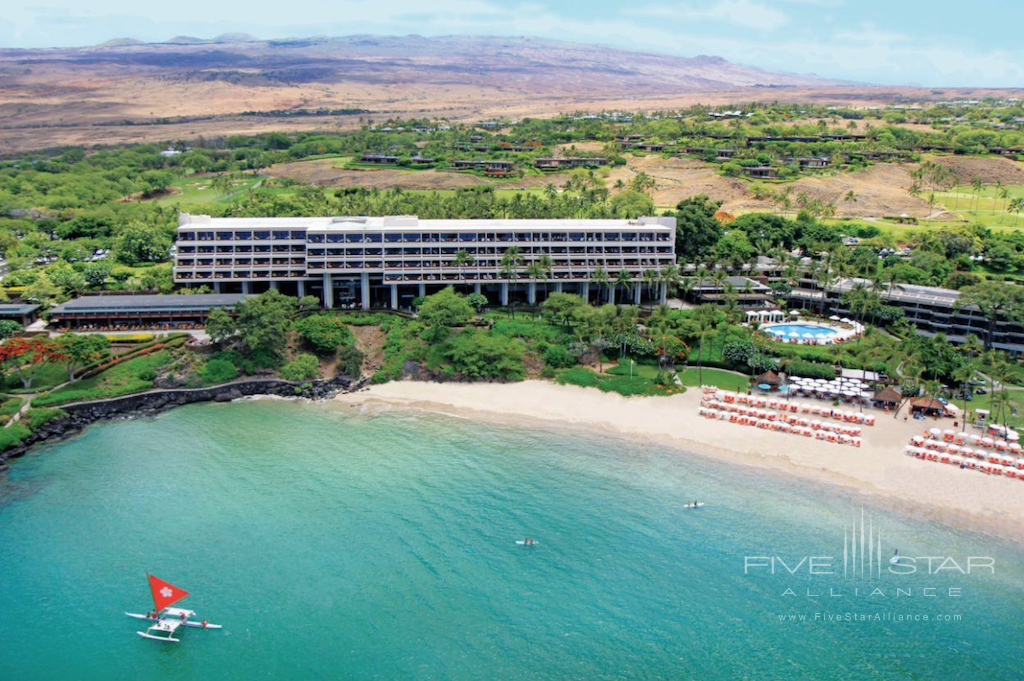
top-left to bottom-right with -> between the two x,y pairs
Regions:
0,376 -> 362,469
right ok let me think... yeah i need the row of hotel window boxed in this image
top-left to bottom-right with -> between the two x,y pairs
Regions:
178,231 -> 672,244
176,258 -> 668,269
176,246 -> 673,256
176,271 -> 639,282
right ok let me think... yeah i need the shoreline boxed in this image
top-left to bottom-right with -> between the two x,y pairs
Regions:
335,380 -> 1024,544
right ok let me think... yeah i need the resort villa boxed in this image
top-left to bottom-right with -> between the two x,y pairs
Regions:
173,214 -> 677,310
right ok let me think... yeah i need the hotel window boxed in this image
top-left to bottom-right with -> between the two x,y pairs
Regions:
273,230 -> 290,240
236,231 -> 252,240
290,230 -> 305,239
216,231 -> 233,240
308,234 -> 324,243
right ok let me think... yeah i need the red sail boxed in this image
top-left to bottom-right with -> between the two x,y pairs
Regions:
148,574 -> 189,611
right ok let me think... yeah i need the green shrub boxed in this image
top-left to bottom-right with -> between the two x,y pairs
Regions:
781,358 -> 835,379
24,407 -> 66,430
543,343 -> 578,369
201,358 -> 239,384
0,396 -> 25,418
442,330 -> 525,380
280,353 -> 320,381
293,314 -> 356,354
0,423 -> 30,451
336,345 -> 363,378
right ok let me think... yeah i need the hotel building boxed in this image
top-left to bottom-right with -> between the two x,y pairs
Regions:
788,277 -> 1024,355
173,214 -> 676,309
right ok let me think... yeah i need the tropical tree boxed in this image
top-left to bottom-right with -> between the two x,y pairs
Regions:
692,304 -> 718,387
500,246 -> 523,318
955,281 -> 1024,350
614,269 -> 633,305
56,333 -> 110,381
452,249 -> 475,292
417,287 -> 474,342
591,267 -> 610,305
0,336 -> 64,389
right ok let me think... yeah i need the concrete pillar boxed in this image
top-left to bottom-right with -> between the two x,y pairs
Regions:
660,283 -> 668,305
390,284 -> 398,310
554,282 -> 563,293
360,272 -> 371,310
608,286 -> 615,305
418,283 -> 426,298
297,280 -> 306,298
474,283 -> 482,295
322,273 -> 333,309
634,282 -> 642,305
213,281 -> 222,293
242,281 -> 252,295
528,282 -> 536,305
501,282 -> 510,307
268,280 -> 278,290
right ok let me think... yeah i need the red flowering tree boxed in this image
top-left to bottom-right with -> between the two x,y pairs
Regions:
0,337 -> 65,390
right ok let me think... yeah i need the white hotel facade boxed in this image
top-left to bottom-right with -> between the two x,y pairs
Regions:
173,214 -> 677,309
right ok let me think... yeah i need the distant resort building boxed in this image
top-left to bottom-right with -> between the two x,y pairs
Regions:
48,294 -> 246,330
533,157 -> 609,170
173,214 -> 676,310
450,159 -> 515,175
787,278 -> 1024,354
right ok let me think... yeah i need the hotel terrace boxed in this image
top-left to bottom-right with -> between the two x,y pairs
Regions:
173,214 -> 676,310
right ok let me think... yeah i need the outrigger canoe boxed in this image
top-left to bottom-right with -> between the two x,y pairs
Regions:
130,574 -> 221,642
128,607 -> 222,642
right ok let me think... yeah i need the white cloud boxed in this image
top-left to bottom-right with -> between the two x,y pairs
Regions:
636,0 -> 790,31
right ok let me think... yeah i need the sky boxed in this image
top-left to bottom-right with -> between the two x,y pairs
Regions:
2,0 -> 1022,87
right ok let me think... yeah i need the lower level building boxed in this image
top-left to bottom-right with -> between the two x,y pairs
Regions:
48,294 -> 246,329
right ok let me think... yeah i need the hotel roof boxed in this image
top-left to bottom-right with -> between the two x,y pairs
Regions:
0,303 -> 41,315
178,214 -> 676,233
50,294 -> 247,315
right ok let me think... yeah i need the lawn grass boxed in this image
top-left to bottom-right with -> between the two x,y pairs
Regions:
959,392 -> 1024,430
677,367 -> 751,392
34,351 -> 172,406
152,175 -> 262,208
0,396 -> 25,419
557,365 -> 683,397
0,363 -> 70,393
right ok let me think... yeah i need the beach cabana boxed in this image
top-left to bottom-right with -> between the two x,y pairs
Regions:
756,370 -> 783,391
911,397 -> 946,418
871,386 -> 902,410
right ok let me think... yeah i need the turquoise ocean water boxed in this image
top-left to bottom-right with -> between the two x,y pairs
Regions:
1,400 -> 1023,680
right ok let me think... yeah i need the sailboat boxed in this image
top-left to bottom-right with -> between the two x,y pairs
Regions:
125,574 -> 222,642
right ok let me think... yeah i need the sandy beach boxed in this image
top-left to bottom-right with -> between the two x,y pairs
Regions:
336,380 -> 1024,542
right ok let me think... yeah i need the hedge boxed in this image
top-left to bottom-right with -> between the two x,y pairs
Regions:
103,333 -> 157,343
0,423 -> 31,451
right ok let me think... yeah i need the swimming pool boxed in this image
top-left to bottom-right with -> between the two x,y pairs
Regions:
762,322 -> 840,341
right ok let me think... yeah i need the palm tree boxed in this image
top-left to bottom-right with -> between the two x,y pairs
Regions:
693,304 -> 717,387
591,267 -> 609,305
500,246 -> 523,319
970,177 -> 984,213
641,269 -> 658,311
660,264 -> 680,303
525,260 -> 545,311
614,269 -> 633,305
952,360 -> 976,421
453,249 -> 474,292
